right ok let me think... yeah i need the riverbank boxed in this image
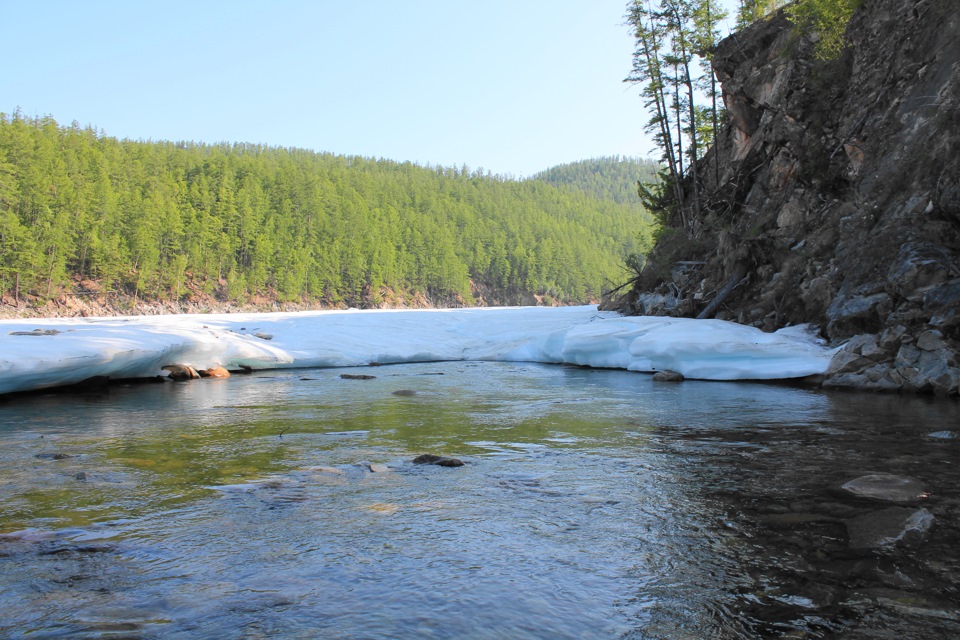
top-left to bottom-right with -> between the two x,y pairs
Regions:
0,306 -> 835,396
0,279 -> 570,321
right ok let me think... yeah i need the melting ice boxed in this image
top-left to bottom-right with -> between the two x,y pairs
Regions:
0,306 -> 835,395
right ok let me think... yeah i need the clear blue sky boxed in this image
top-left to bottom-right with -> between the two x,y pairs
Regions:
2,0 -> 738,178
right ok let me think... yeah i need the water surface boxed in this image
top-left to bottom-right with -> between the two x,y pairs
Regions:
2,362 -> 959,638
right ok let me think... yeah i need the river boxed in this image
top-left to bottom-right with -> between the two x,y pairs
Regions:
2,362 -> 959,638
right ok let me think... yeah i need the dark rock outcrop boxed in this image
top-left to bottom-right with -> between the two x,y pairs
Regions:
652,369 -> 685,382
412,454 -> 465,467
612,0 -> 960,395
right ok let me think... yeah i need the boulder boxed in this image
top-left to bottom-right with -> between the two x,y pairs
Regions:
199,366 -> 231,378
923,279 -> 960,311
162,364 -> 201,381
916,330 -> 946,352
877,325 -> 908,352
826,291 -> 891,339
886,242 -> 956,299
412,454 -> 465,467
826,348 -> 873,376
652,370 -> 685,382
841,474 -> 927,502
846,507 -> 934,549
894,343 -> 922,368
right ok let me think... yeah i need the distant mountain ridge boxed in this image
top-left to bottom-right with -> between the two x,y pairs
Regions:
531,156 -> 660,206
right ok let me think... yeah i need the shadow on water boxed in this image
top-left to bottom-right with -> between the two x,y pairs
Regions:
1,362 -> 958,638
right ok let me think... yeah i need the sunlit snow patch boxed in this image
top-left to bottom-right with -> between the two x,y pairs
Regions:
0,306 -> 835,395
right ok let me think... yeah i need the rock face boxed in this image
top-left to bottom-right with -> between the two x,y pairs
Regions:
613,0 -> 960,395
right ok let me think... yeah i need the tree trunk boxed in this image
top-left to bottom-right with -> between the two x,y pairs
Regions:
696,264 -> 747,319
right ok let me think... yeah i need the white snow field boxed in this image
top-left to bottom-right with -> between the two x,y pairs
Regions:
0,306 -> 835,395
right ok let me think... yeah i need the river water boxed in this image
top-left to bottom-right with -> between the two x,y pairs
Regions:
1,362 -> 959,639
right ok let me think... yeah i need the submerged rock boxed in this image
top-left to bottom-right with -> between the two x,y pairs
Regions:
846,507 -> 934,549
392,389 -> 417,396
9,328 -> 61,336
341,373 -> 377,380
412,454 -> 464,467
35,452 -> 72,460
304,466 -> 344,475
363,503 -> 400,515
841,474 -> 927,503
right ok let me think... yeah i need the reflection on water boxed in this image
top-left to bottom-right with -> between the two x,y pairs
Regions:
1,362 -> 959,638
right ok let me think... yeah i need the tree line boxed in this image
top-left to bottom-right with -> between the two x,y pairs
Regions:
625,0 -> 727,239
532,156 -> 661,206
0,112 -> 656,308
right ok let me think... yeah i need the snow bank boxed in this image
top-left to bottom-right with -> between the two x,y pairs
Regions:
0,306 -> 835,395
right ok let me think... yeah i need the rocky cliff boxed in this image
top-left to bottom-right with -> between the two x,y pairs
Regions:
610,0 -> 960,395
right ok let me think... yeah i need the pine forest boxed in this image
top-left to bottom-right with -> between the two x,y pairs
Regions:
0,113 -> 656,311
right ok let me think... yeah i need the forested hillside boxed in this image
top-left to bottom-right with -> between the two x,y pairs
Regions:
0,113 -> 656,311
532,156 -> 660,206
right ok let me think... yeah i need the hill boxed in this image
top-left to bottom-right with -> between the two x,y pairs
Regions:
0,114 -> 656,315
530,156 -> 660,206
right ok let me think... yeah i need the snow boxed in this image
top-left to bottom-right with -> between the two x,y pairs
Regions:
0,306 -> 836,395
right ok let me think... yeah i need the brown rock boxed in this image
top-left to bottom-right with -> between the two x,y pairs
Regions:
162,364 -> 201,381
652,370 -> 684,382
199,366 -> 231,378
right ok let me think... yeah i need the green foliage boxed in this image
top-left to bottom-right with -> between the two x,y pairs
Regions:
533,156 -> 660,279
786,0 -> 860,60
531,156 -> 660,205
625,0 -> 727,238
0,114 -> 656,307
736,0 -> 858,60
736,0 -> 789,29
